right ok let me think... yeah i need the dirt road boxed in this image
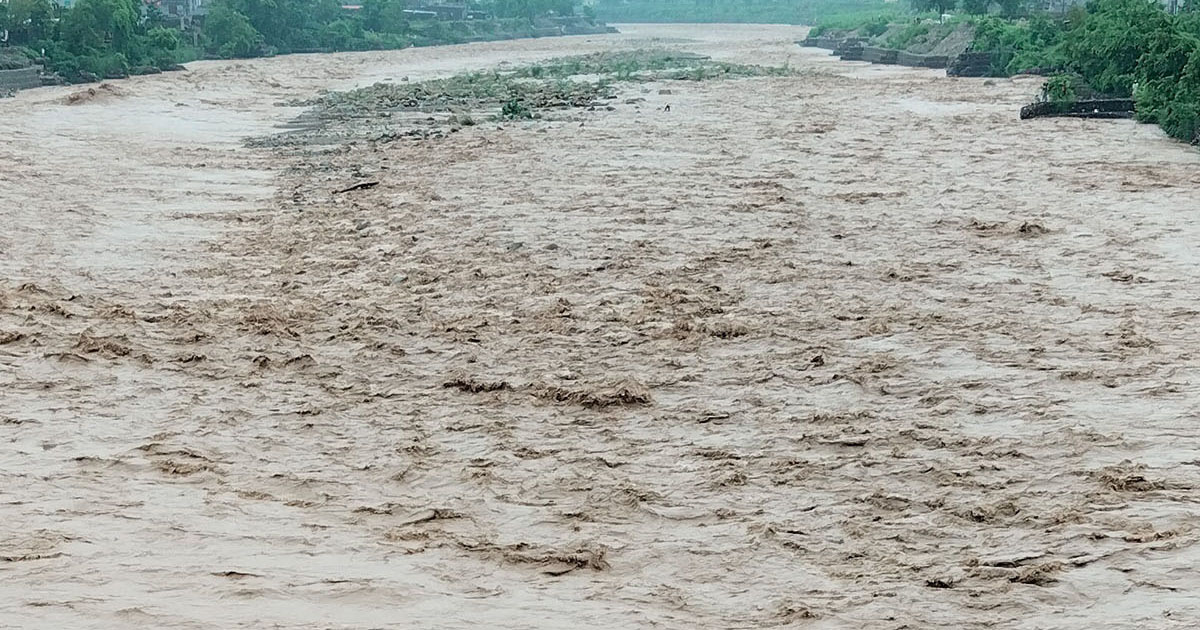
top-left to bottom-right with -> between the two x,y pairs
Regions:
3,24 -> 1200,629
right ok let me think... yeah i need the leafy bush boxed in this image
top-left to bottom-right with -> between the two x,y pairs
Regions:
205,4 -> 266,58
501,98 -> 533,119
1058,0 -> 1172,96
970,14 -> 1066,74
79,52 -> 129,78
886,21 -> 932,49
813,10 -> 900,36
141,26 -> 184,69
1135,20 -> 1200,143
12,0 -> 597,87
961,0 -> 990,16
1042,73 -> 1080,102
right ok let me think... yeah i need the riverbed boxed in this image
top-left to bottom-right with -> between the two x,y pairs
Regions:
2,24 -> 1200,629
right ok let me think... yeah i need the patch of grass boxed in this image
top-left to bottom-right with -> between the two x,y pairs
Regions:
885,21 -> 932,50
812,10 -> 901,37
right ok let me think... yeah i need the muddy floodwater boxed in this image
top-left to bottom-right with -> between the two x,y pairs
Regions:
3,24 -> 1200,630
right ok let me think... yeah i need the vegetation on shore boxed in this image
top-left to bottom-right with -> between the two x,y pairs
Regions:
0,0 -> 602,84
594,0 -> 896,25
812,0 -> 1200,145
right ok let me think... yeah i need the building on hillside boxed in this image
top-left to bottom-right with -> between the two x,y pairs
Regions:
159,0 -> 208,25
401,9 -> 439,19
419,3 -> 468,19
1040,0 -> 1186,11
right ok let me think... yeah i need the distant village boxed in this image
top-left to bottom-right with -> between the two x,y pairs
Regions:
0,0 -> 509,25
150,0 -> 493,26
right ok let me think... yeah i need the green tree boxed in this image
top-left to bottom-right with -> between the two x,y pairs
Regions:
995,0 -> 1027,17
910,0 -> 956,15
362,0 -> 411,34
139,25 -> 183,67
1059,0 -> 1172,96
961,0 -> 992,15
220,0 -> 340,52
1157,47 -> 1200,142
3,0 -> 55,45
205,3 -> 265,57
59,0 -> 140,56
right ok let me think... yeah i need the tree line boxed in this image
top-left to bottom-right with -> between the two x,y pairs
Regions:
0,0 -> 589,82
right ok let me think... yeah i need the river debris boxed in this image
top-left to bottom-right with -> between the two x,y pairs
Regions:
333,180 -> 380,194
258,49 -> 794,147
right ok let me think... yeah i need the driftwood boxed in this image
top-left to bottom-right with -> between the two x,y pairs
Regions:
333,180 -> 380,194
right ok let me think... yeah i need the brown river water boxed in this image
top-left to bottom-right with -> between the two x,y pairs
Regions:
2,23 -> 1200,630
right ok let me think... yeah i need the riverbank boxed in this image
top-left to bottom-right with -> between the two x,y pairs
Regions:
805,5 -> 1200,145
0,15 -> 614,90
3,24 -> 1200,629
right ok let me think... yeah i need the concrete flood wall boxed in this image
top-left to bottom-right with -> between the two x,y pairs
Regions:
896,51 -> 949,69
947,52 -> 994,77
1020,99 -> 1135,120
836,44 -> 864,61
801,39 -> 953,70
862,46 -> 899,64
799,36 -> 844,49
0,67 -> 42,92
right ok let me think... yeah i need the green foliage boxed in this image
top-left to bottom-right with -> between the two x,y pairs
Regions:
79,51 -> 129,77
960,0 -> 991,16
9,0 -> 592,86
1058,0 -> 1171,96
320,18 -> 367,50
958,0 -> 1200,145
910,0 -> 955,16
596,0 -> 892,25
862,16 -> 892,37
886,21 -> 931,49
1042,73 -> 1079,102
1133,12 -> 1200,142
994,0 -> 1026,17
60,0 -> 140,57
217,0 -> 339,53
141,26 -> 184,68
205,4 -> 266,58
491,0 -> 575,19
812,11 -> 897,37
362,0 -> 412,34
970,15 -> 1065,73
1155,48 -> 1200,142
1,0 -> 55,45
501,98 -> 533,119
